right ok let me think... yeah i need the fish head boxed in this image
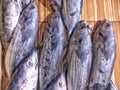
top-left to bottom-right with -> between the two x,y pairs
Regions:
56,73 -> 67,90
93,19 -> 114,43
99,19 -> 113,37
47,72 -> 67,90
70,20 -> 87,45
25,50 -> 38,71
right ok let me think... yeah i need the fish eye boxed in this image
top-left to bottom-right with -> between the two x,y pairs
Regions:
26,60 -> 33,67
106,23 -> 110,28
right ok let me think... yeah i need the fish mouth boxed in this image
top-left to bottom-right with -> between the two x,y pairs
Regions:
92,19 -> 111,37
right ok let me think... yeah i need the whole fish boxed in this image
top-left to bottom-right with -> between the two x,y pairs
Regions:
1,0 -> 34,51
66,20 -> 92,90
46,71 -> 67,90
5,1 -> 38,79
61,0 -> 83,38
1,0 -> 21,51
106,80 -> 118,90
89,19 -> 116,90
39,11 -> 64,90
7,49 -> 38,90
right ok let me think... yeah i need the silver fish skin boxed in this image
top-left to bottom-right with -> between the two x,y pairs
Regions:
89,19 -> 116,90
7,49 -> 38,90
46,71 -> 67,90
1,0 -> 22,51
61,0 -> 83,37
39,11 -> 64,90
1,0 -> 34,51
106,80 -> 118,90
66,20 -> 92,90
50,0 -> 61,12
5,1 -> 38,79
52,0 -> 61,8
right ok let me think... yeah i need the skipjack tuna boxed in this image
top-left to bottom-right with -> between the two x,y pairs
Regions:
46,71 -> 67,90
7,49 -> 38,90
106,80 -> 118,90
5,1 -> 38,79
1,0 -> 21,51
89,19 -> 116,90
66,20 -> 92,90
39,11 -> 64,90
1,0 -> 34,51
61,0 -> 83,38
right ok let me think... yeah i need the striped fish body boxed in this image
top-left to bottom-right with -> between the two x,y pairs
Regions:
1,0 -> 34,51
66,21 -> 92,90
89,19 -> 116,90
39,11 -> 64,90
5,1 -> 38,79
1,0 -> 22,50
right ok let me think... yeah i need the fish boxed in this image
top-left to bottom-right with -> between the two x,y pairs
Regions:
50,0 -> 61,11
1,0 -> 22,51
61,0 -> 83,38
1,0 -> 34,51
39,11 -> 64,90
52,0 -> 61,8
5,0 -> 38,79
7,48 -> 38,90
89,19 -> 116,90
106,80 -> 118,90
46,71 -> 67,90
0,1 -> 2,89
65,20 -> 92,90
